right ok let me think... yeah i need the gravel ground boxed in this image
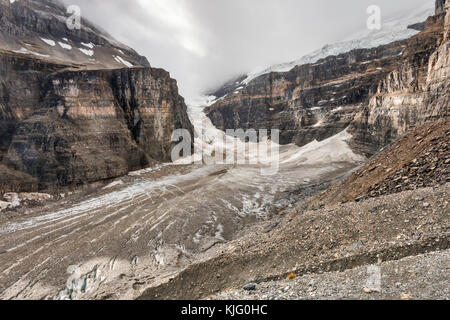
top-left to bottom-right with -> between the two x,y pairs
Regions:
139,184 -> 449,300
209,249 -> 450,300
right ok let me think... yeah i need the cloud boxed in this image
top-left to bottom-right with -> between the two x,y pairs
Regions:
62,0 -> 433,99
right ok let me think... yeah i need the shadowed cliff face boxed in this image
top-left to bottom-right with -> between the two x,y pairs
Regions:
0,1 -> 193,193
206,0 -> 449,157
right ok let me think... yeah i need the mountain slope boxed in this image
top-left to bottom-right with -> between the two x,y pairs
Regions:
349,0 -> 450,155
0,0 -> 149,69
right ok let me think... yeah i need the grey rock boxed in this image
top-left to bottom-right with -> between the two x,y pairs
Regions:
351,241 -> 364,250
243,283 -> 257,291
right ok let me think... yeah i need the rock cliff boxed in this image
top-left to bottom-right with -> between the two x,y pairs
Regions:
0,0 -> 193,193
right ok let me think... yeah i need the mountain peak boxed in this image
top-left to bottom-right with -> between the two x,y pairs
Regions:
0,0 -> 150,69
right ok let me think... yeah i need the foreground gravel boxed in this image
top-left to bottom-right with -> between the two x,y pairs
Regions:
209,249 -> 450,300
139,184 -> 449,300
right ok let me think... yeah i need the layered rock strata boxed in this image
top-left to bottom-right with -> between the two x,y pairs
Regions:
0,1 -> 193,193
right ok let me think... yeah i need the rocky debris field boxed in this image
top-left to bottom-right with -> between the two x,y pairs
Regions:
311,119 -> 450,207
208,249 -> 450,300
138,183 -> 449,300
366,121 -> 450,198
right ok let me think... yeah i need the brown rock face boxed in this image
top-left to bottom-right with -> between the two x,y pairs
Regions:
0,2 -> 193,193
206,1 -> 449,157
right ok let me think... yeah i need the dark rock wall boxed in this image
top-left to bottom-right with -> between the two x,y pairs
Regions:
0,50 -> 68,162
436,0 -> 446,15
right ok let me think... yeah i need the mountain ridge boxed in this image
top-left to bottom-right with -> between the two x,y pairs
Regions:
0,0 -> 150,69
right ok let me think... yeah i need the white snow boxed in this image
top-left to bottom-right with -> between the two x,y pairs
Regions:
103,180 -> 124,190
14,47 -> 50,58
58,42 -> 72,50
40,38 -> 56,47
113,55 -> 133,68
81,42 -> 95,49
280,129 -> 365,165
238,1 -> 434,86
215,224 -> 225,241
78,48 -> 94,57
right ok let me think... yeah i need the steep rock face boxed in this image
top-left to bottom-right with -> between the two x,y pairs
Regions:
0,2 -> 193,193
206,40 -> 407,146
0,50 -> 71,160
349,3 -> 449,155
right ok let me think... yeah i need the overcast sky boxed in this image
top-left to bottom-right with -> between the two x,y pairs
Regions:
63,0 -> 433,98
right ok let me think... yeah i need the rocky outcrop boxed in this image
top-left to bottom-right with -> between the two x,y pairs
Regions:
0,2 -> 193,193
206,1 -> 449,157
436,0 -> 446,15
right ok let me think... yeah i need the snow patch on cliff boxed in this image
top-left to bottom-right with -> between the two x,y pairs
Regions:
113,55 -> 133,68
79,48 -> 94,57
58,42 -> 72,50
40,38 -> 56,47
14,47 -> 50,58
